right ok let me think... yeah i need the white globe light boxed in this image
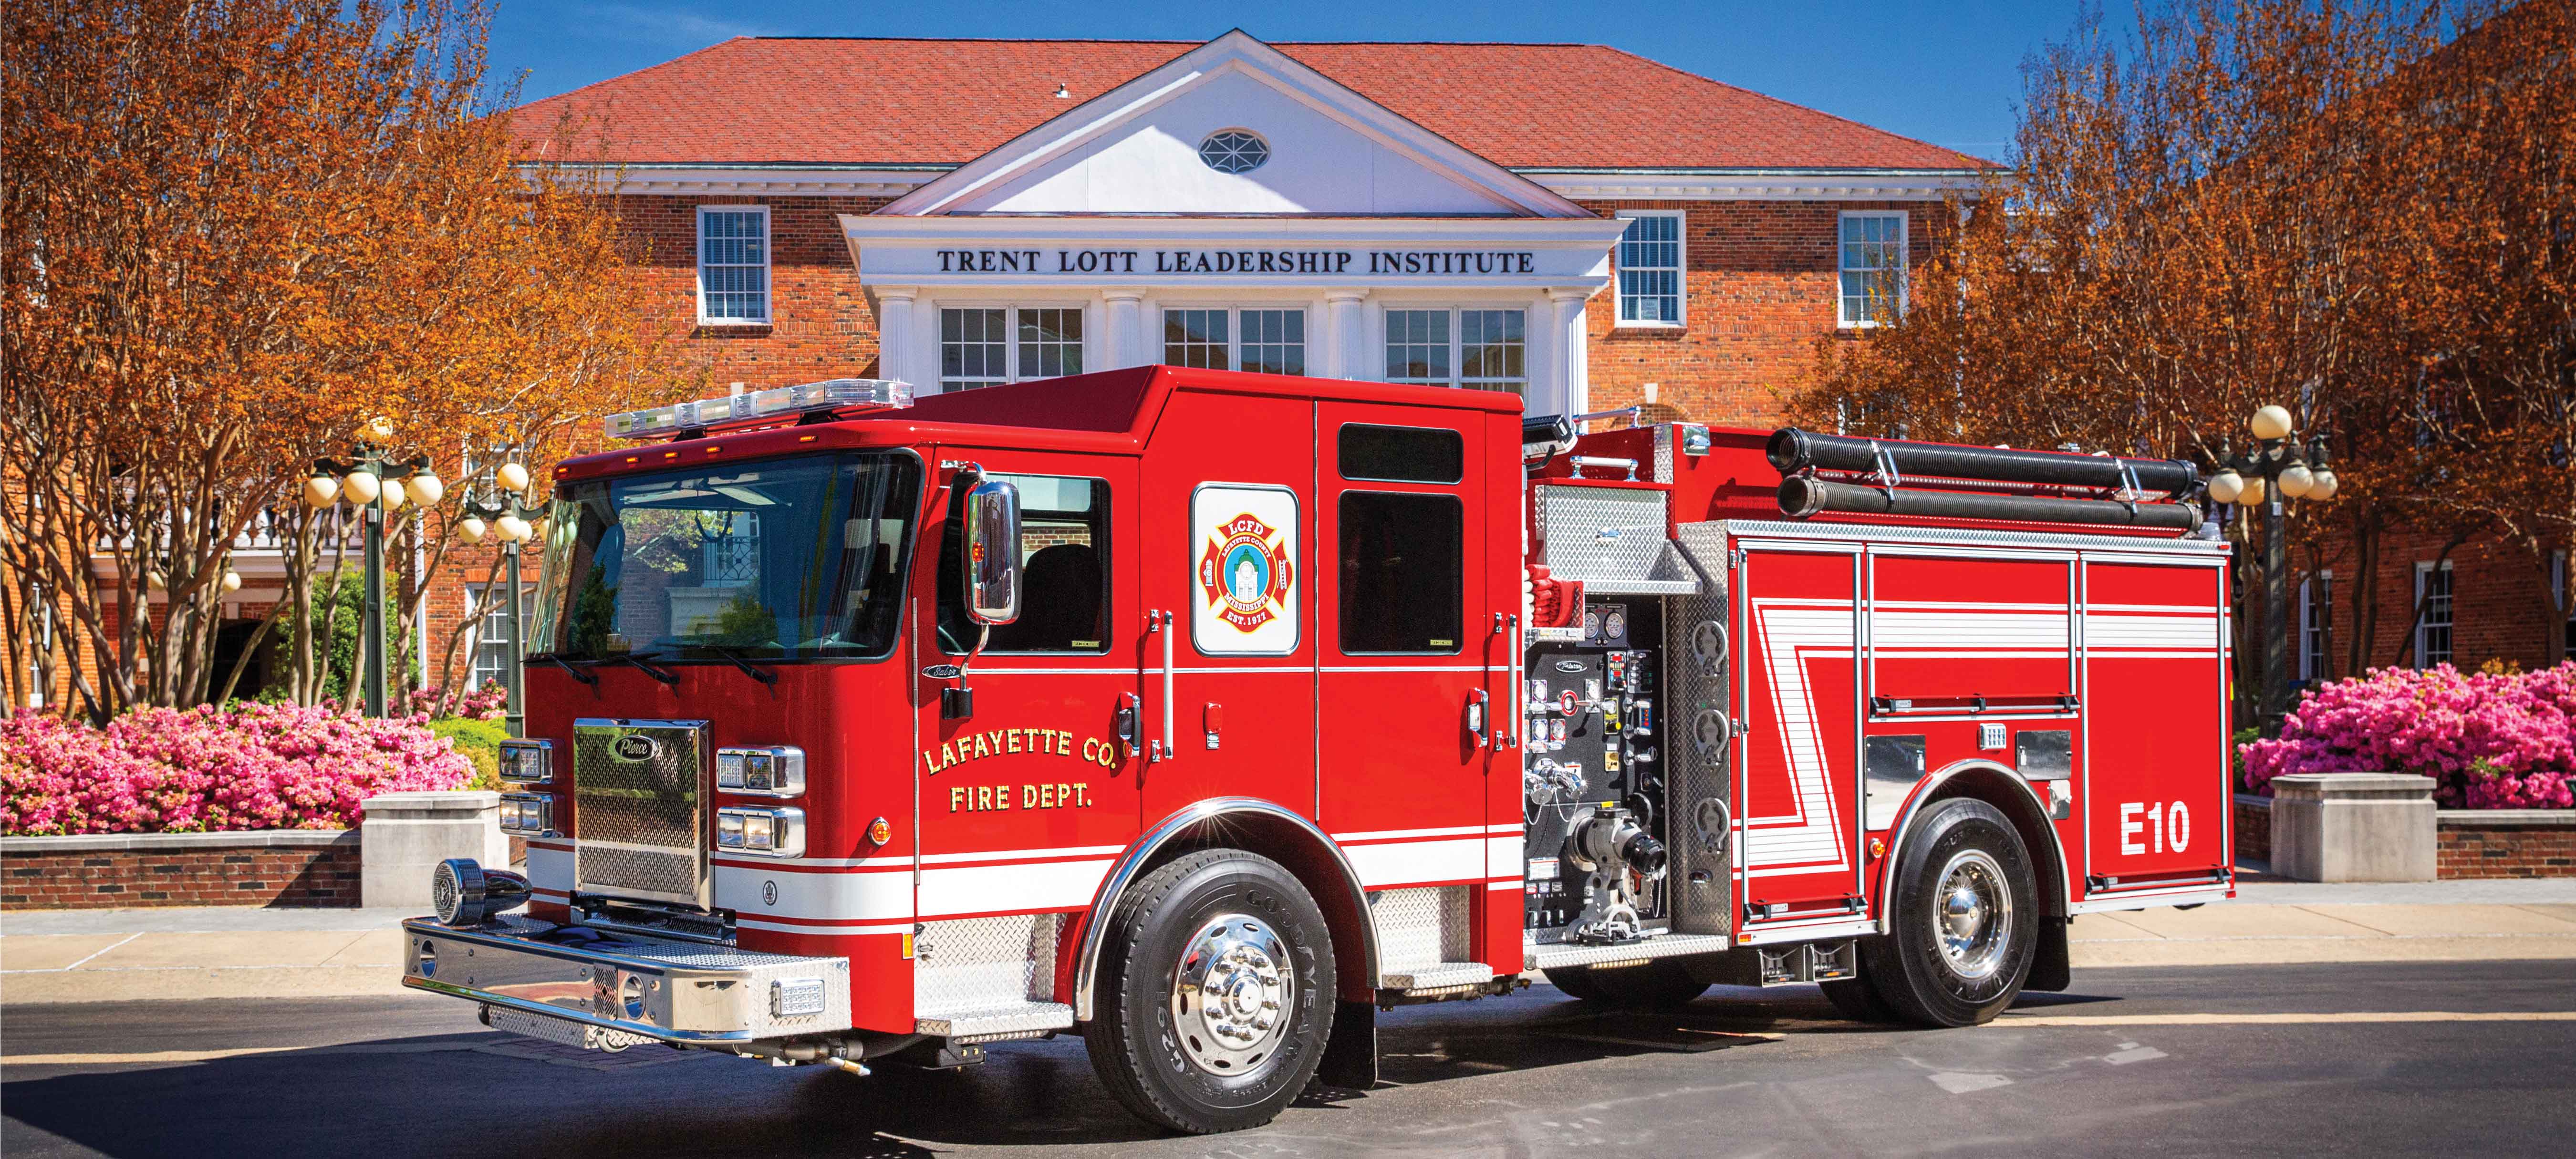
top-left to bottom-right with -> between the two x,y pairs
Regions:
380,479 -> 405,511
302,475 -> 340,509
2237,474 -> 2267,504
2206,471 -> 2244,504
405,472 -> 444,507
2309,470 -> 2339,501
365,415 -> 396,442
495,514 -> 532,543
496,463 -> 531,494
456,517 -> 487,544
2250,404 -> 2294,441
220,570 -> 242,593
342,470 -> 381,505
2277,463 -> 2314,499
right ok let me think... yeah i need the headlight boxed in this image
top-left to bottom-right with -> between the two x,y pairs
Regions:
715,807 -> 804,858
498,739 -> 553,784
499,793 -> 552,836
716,745 -> 804,796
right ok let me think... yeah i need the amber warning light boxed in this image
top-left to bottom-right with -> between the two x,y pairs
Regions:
604,378 -> 913,440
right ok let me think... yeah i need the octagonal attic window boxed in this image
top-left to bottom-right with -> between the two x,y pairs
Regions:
1198,129 -> 1269,174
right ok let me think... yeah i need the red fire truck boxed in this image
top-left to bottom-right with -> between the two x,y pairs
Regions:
403,365 -> 2233,1134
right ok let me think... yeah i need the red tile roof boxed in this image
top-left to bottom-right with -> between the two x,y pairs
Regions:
512,37 -> 1994,172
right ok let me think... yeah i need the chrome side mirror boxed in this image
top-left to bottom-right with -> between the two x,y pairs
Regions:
963,477 -> 1022,625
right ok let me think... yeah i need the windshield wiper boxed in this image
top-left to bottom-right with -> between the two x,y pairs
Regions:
529,652 -> 598,687
691,643 -> 779,686
596,650 -> 680,688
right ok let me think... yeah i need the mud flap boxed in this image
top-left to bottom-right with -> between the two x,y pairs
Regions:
1315,1000 -> 1377,1090
2026,915 -> 2071,992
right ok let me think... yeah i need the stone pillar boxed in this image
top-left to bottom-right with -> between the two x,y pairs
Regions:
1103,291 -> 1147,370
361,791 -> 506,909
1323,289 -> 1368,380
1540,288 -> 1593,419
874,288 -> 918,387
2270,773 -> 2438,882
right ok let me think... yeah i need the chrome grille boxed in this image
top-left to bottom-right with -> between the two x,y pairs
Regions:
574,718 -> 711,907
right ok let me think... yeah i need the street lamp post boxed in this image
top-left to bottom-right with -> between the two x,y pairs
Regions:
456,458 -> 543,738
303,418 -> 444,718
2204,405 -> 2341,735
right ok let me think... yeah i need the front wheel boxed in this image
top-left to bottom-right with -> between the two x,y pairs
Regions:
1860,797 -> 2038,1027
1084,850 -> 1336,1134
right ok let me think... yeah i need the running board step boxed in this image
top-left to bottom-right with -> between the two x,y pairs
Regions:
1526,933 -> 1735,973
915,1001 -> 1073,1044
1381,961 -> 1494,993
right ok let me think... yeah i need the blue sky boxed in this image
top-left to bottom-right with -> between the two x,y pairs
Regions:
485,1 -> 2109,163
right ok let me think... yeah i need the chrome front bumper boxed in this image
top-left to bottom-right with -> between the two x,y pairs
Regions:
401,915 -> 852,1044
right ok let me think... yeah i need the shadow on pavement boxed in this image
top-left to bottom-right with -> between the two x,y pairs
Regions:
2,983 -> 2130,1157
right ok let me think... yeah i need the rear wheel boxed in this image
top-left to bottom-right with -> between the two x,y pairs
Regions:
1861,797 -> 2037,1027
1084,850 -> 1335,1134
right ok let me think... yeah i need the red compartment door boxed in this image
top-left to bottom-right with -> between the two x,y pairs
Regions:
1736,543 -> 1864,922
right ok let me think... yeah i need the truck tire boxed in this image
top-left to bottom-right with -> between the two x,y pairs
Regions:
1861,797 -> 2038,1027
1543,960 -> 1707,1007
1083,849 -> 1336,1134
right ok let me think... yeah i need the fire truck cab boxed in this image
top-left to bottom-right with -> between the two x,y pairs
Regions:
402,365 -> 2233,1134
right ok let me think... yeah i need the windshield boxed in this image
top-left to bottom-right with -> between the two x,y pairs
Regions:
532,453 -> 921,662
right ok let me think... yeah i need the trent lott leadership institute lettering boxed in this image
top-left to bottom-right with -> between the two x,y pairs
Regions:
935,248 -> 1540,276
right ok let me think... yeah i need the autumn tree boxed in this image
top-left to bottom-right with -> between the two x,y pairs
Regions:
1790,0 -> 2574,699
0,0 -> 683,721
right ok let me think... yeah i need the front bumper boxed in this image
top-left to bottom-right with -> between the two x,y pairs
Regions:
401,915 -> 852,1043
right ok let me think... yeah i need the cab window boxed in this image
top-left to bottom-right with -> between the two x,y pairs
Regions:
938,473 -> 1111,653
1338,491 -> 1462,654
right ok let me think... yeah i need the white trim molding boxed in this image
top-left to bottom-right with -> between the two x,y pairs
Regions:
537,163 -> 1994,204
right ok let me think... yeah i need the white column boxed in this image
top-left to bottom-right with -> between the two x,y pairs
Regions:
1103,291 -> 1147,370
1540,288 -> 1593,418
874,288 -> 918,386
1323,289 -> 1368,380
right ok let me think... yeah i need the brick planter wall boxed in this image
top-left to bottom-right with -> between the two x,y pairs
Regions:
2436,812 -> 2576,879
2235,794 -> 2272,863
1,831 -> 360,910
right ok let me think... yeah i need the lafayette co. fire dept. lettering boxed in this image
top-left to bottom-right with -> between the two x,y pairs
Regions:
921,727 -> 1123,776
932,248 -> 1537,277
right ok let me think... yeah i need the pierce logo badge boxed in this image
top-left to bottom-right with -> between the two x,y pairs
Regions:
612,734 -> 658,763
1197,513 -> 1294,633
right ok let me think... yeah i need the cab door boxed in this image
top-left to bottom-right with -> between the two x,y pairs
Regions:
911,453 -> 1142,927
1315,404 -> 1493,896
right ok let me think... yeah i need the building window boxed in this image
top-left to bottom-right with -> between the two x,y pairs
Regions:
2299,571 -> 2331,682
1339,491 -> 1462,654
696,206 -> 770,325
1198,129 -> 1269,174
2555,551 -> 2574,651
941,307 -> 1082,391
1384,308 -> 1525,393
470,581 -> 533,691
1615,210 -> 1684,326
1838,211 -> 1908,328
938,474 -> 1110,654
1161,308 -> 1305,375
2413,560 -> 2454,669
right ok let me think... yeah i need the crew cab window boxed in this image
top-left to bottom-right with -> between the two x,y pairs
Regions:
1339,491 -> 1461,654
938,473 -> 1111,653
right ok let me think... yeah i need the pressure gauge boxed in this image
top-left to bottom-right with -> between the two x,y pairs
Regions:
1603,611 -> 1628,643
1582,608 -> 1602,641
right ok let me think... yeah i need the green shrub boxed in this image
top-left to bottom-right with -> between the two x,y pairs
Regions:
431,717 -> 510,792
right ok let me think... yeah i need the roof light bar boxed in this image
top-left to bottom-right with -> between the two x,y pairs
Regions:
604,378 -> 913,440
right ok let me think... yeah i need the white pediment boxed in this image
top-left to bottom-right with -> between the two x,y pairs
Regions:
878,31 -> 1591,219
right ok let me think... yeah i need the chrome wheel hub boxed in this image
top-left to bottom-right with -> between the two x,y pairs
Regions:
1932,849 -> 2013,981
1170,913 -> 1293,1075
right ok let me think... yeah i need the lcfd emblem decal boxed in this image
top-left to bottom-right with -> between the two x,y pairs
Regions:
1197,513 -> 1294,632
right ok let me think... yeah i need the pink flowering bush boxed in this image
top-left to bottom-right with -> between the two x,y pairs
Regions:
397,681 -> 508,722
0,703 -> 471,836
2240,664 -> 2576,809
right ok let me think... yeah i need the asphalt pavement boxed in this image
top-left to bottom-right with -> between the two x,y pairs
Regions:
6,959 -> 2574,1158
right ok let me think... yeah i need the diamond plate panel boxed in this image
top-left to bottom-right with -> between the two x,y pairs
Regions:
1666,523 -> 1734,938
1369,886 -> 1471,972
574,719 -> 710,907
915,914 -> 1063,1015
1537,486 -> 1699,595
